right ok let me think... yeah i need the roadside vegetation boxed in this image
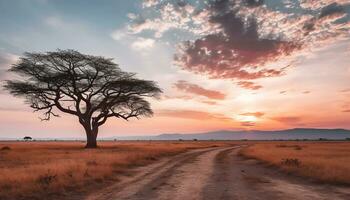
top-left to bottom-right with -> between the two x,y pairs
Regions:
240,142 -> 350,185
0,141 -> 231,200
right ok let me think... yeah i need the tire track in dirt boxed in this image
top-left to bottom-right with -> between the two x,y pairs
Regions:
86,147 -> 231,200
132,146 -> 239,200
87,146 -> 350,200
202,147 -> 350,200
202,147 -> 284,200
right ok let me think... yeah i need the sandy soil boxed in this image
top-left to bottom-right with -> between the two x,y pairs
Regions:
86,146 -> 350,200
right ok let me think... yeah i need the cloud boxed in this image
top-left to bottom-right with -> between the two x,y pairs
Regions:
131,37 -> 155,50
200,100 -> 218,105
142,0 -> 160,8
300,0 -> 350,9
129,0 -> 349,90
340,88 -> 350,93
161,94 -> 193,100
174,0 -> 300,82
302,91 -> 311,94
173,80 -> 226,100
240,112 -> 265,118
280,90 -> 287,94
157,109 -> 232,121
237,81 -> 263,90
319,3 -> 346,19
241,121 -> 256,126
161,94 -> 219,105
342,109 -> 350,112
271,116 -> 303,124
302,2 -> 348,37
128,1 -> 196,38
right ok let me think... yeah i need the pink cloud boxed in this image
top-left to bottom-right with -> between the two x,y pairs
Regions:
174,80 -> 225,100
240,112 -> 265,118
200,100 -> 218,105
142,0 -> 159,8
174,0 -> 300,82
340,88 -> 350,93
299,0 -> 350,9
157,109 -> 231,121
271,116 -> 303,125
237,81 -> 263,90
131,0 -> 349,90
241,121 -> 256,127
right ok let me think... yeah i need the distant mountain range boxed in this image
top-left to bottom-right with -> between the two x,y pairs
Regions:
107,128 -> 350,141
2,128 -> 350,141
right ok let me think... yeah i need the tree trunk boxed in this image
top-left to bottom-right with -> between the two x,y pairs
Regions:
84,126 -> 98,148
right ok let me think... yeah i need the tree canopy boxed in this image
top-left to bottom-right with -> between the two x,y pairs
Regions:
4,49 -> 162,147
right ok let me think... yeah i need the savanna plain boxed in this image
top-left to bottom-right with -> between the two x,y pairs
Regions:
0,141 -> 349,200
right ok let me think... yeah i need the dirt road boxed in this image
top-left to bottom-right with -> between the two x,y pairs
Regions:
86,146 -> 350,200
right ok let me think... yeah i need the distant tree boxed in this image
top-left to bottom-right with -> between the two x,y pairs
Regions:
23,136 -> 32,141
5,50 -> 162,148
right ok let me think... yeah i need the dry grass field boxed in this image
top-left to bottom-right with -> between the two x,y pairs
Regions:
240,142 -> 350,185
0,141 -> 232,200
2,141 -> 349,200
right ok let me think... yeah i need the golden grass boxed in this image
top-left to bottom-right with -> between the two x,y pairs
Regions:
0,141 -> 232,200
240,142 -> 350,184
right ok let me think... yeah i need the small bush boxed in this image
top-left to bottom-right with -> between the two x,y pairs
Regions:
276,144 -> 287,148
294,146 -> 302,150
66,171 -> 73,178
281,158 -> 301,167
1,146 -> 11,151
37,171 -> 57,186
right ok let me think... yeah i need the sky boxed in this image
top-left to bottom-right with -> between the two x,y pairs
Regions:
0,0 -> 349,138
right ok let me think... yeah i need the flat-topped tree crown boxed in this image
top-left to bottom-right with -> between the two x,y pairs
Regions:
4,49 -> 162,148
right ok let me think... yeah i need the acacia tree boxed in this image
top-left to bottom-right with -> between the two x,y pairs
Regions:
4,50 -> 162,148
